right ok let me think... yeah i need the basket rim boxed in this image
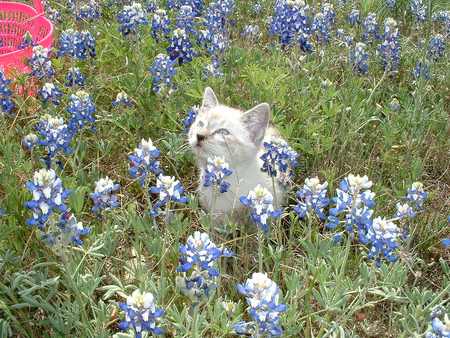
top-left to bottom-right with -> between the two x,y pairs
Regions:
0,2 -> 53,63
0,0 -> 45,14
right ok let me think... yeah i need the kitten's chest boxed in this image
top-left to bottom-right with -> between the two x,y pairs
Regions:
197,155 -> 282,213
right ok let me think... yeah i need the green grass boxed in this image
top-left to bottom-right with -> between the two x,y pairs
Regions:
0,0 -> 449,336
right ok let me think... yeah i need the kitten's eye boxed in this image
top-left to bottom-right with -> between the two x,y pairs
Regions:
197,121 -> 204,128
217,129 -> 229,135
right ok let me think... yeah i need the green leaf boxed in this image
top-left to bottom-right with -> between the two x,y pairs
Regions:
297,138 -> 315,155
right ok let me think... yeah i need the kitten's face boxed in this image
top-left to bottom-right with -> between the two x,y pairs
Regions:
188,106 -> 249,163
188,88 -> 270,166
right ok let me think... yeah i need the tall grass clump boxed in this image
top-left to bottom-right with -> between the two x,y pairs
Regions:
0,0 -> 449,336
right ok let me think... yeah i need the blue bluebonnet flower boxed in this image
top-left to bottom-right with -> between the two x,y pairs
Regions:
425,309 -> 450,337
22,133 -> 40,150
430,306 -> 444,320
89,177 -> 120,221
29,46 -> 54,80
82,30 -> 97,58
385,0 -> 396,11
129,138 -> 163,186
326,174 -> 376,243
18,31 -> 37,49
222,300 -> 237,314
118,289 -> 164,337
232,272 -> 287,337
366,216 -> 399,267
167,0 -> 204,16
294,177 -> 330,220
392,202 -> 417,242
204,0 -> 234,36
260,137 -> 299,188
402,181 -> 428,211
76,0 -> 100,21
65,67 -> 86,88
390,182 -> 428,244
239,185 -> 282,233
196,29 -> 211,49
150,9 -> 172,41
175,5 -> 197,35
443,216 -> 450,246
312,3 -> 335,44
350,42 -> 369,75
207,33 -> 227,55
57,29 -> 96,59
253,3 -> 262,15
177,231 -> 233,276
410,0 -> 427,23
202,156 -> 233,193
182,106 -> 199,134
107,0 -> 130,7
118,2 -> 148,36
38,83 -> 63,105
432,10 -> 450,39
167,28 -> 195,66
166,0 -> 181,10
34,114 -> 73,168
39,212 -> 90,251
112,91 -> 132,106
198,0 -> 234,53
336,28 -> 353,46
428,34 -> 446,62
66,90 -> 97,135
268,0 -> 312,52
411,60 -> 431,80
392,202 -> 417,224
76,5 -> 90,21
187,0 -> 205,17
0,69 -> 14,117
202,56 -> 225,80
150,174 -> 188,216
66,0 -> 76,13
321,78 -> 333,88
388,98 -> 400,112
149,53 -> 178,93
360,13 -> 380,44
146,0 -> 159,13
24,168 -> 71,229
379,17 -> 401,76
241,25 -> 260,43
43,0 -> 62,22
176,231 -> 233,311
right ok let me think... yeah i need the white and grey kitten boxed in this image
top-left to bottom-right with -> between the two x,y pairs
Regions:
188,87 -> 285,226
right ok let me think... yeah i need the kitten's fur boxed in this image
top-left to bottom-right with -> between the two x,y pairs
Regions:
188,87 -> 285,226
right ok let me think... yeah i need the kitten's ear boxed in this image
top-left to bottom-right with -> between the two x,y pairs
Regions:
201,87 -> 219,112
242,103 -> 270,144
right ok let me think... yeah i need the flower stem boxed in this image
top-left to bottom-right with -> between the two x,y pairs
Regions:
143,174 -> 158,228
63,259 -> 95,334
191,303 -> 200,338
258,226 -> 264,272
159,203 -> 171,303
255,321 -> 261,338
0,112 -> 8,139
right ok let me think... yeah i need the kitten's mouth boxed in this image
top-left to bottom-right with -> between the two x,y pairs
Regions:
193,141 -> 209,158
193,141 -> 205,153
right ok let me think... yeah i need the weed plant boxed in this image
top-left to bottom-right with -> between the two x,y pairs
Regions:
0,0 -> 449,336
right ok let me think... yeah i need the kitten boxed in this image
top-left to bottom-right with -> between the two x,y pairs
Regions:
188,87 -> 286,227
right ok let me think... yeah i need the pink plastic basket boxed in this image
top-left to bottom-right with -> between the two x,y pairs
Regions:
0,0 -> 53,73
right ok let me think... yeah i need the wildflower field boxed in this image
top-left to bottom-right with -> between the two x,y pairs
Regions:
0,0 -> 449,336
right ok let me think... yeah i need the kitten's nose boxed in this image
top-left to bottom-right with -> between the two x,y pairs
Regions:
197,134 -> 206,142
